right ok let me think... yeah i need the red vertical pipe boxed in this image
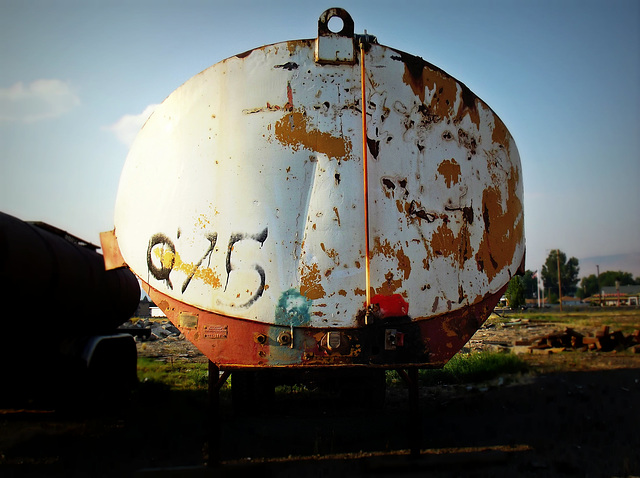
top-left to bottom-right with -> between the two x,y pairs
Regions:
360,41 -> 371,308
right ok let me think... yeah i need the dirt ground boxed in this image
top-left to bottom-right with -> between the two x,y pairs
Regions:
1,316 -> 639,477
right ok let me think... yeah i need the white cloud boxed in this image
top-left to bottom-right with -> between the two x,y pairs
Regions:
106,104 -> 159,147
0,79 -> 81,122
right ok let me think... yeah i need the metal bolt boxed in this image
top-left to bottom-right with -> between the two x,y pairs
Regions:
277,331 -> 292,346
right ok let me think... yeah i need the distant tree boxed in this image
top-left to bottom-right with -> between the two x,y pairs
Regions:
578,271 -> 638,299
520,270 -> 538,299
541,250 -> 580,297
597,271 -> 638,287
505,276 -> 525,309
578,274 -> 600,299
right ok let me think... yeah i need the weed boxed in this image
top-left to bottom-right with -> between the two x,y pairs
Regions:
416,351 -> 528,386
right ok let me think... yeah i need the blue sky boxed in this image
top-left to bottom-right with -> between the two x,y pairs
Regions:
1,0 -> 639,279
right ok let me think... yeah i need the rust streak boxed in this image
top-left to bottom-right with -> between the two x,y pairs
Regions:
332,207 -> 341,226
396,247 -> 411,280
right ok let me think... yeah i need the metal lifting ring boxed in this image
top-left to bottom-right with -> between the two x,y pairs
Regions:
317,8 -> 354,37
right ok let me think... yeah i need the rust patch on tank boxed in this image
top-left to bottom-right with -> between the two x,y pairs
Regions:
320,242 -> 340,265
426,221 -> 472,269
371,237 -> 412,279
454,83 -> 480,130
431,296 -> 439,313
475,165 -> 524,281
437,159 -> 461,188
401,61 -> 455,117
370,237 -> 413,294
399,54 -> 480,130
300,262 -> 326,300
274,110 -> 352,160
371,236 -> 394,257
396,247 -> 411,280
491,115 -> 511,155
441,312 -> 463,338
286,40 -> 298,56
376,271 -> 403,295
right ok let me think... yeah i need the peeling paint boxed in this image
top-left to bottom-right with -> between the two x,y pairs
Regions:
320,242 -> 340,264
397,53 -> 480,130
299,261 -> 326,300
426,221 -> 472,269
475,165 -> 524,281
491,115 -> 511,155
274,110 -> 352,160
437,159 -> 461,188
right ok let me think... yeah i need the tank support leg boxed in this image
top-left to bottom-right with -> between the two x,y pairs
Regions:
397,368 -> 422,457
204,361 -> 230,467
408,367 -> 422,458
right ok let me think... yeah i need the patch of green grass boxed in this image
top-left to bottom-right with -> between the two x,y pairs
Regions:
416,351 -> 529,386
138,352 -> 530,394
137,357 -> 210,391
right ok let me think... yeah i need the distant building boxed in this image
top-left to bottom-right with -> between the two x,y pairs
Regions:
524,297 -> 582,308
135,297 -> 168,318
559,296 -> 583,306
150,306 -> 167,318
526,297 -> 549,308
585,285 -> 640,306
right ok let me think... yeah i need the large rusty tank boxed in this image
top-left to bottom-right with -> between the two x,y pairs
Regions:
104,8 -> 525,374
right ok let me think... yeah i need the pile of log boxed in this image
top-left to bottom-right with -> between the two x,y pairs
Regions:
518,326 -> 640,353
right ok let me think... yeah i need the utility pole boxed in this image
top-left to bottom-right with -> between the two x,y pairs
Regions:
557,249 -> 563,312
597,265 -> 601,307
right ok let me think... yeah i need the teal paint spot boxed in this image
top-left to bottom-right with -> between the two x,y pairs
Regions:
275,288 -> 311,326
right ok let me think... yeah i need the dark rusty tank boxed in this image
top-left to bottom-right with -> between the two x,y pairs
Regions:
0,211 -> 140,405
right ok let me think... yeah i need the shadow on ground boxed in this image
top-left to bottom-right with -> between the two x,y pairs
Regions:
1,368 -> 639,477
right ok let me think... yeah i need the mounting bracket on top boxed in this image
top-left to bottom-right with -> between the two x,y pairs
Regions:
316,8 -> 376,65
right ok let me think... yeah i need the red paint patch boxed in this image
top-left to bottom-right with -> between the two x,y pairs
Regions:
371,293 -> 409,318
